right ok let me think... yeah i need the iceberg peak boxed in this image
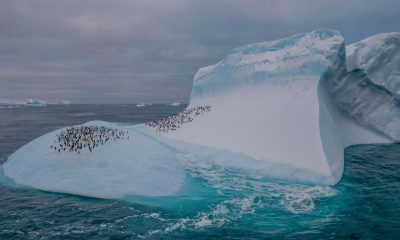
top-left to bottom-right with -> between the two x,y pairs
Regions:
191,29 -> 344,98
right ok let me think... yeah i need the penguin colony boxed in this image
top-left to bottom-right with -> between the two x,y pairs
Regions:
50,126 -> 128,154
145,105 -> 211,133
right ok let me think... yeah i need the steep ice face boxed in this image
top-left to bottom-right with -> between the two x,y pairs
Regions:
191,29 -> 344,98
165,29 -> 398,185
166,29 -> 352,185
328,33 -> 400,141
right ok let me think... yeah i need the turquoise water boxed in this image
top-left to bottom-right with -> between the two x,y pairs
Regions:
0,105 -> 399,239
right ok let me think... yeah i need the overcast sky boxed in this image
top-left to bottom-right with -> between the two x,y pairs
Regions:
1,0 -> 399,103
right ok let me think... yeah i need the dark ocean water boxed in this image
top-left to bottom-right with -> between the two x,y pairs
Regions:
0,104 -> 399,239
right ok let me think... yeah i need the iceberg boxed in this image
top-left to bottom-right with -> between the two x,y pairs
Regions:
2,29 -> 399,200
25,99 -> 47,107
166,29 -> 392,185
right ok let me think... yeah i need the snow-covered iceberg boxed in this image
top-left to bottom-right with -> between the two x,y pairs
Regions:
2,29 -> 399,200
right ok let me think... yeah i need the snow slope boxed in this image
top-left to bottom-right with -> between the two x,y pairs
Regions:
3,122 -> 185,198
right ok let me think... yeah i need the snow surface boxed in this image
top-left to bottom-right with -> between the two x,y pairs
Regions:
2,29 -> 399,200
191,29 -> 343,97
2,120 -> 350,198
3,121 -> 186,198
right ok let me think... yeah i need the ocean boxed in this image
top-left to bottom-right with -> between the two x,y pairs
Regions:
0,104 -> 399,239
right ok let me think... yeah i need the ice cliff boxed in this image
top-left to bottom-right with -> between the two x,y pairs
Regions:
165,29 -> 397,185
2,29 -> 399,200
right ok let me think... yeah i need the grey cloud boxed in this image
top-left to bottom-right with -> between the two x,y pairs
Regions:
0,0 -> 399,103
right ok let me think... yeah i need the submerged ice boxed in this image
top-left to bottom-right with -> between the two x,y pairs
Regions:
2,29 -> 400,200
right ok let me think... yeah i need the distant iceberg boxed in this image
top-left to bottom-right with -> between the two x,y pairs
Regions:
136,102 -> 152,107
56,100 -> 72,106
2,29 -> 400,200
169,102 -> 182,107
25,99 -> 47,107
0,100 -> 20,105
1,99 -> 72,107
0,100 -> 20,108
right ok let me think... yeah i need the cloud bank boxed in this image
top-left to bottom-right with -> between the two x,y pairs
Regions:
1,0 -> 399,103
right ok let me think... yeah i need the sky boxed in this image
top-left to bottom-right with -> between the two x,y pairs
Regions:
1,0 -> 399,104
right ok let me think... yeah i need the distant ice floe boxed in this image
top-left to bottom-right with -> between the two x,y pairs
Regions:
0,99 -> 72,107
169,102 -> 182,107
2,29 -> 400,201
56,100 -> 72,106
0,100 -> 20,105
136,102 -> 153,107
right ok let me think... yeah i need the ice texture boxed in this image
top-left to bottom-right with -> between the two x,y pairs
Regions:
2,29 -> 400,200
329,33 -> 400,141
191,29 -> 343,97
